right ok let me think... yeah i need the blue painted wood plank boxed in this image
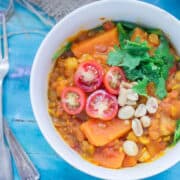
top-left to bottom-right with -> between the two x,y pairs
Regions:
1,0 -> 179,180
141,0 -> 180,19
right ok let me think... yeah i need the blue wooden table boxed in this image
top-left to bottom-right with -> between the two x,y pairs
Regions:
2,0 -> 180,179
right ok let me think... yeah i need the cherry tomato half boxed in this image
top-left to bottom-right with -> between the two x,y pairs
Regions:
61,87 -> 86,115
74,61 -> 104,92
86,90 -> 118,120
103,67 -> 126,95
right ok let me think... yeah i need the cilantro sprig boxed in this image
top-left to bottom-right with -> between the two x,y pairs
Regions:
172,120 -> 180,145
52,42 -> 72,60
107,22 -> 174,99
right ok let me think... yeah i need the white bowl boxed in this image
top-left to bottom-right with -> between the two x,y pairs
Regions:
30,0 -> 180,179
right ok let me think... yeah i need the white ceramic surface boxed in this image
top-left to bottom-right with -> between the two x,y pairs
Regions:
30,0 -> 180,179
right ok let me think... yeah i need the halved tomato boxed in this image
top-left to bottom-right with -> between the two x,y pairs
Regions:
103,67 -> 126,95
74,60 -> 104,92
86,90 -> 118,120
61,87 -> 86,115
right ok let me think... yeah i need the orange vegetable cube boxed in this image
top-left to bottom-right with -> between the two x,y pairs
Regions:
80,119 -> 131,146
93,146 -> 125,169
131,27 -> 148,42
122,156 -> 137,167
72,28 -> 119,58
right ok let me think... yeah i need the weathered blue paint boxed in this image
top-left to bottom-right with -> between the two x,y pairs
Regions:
1,0 -> 179,179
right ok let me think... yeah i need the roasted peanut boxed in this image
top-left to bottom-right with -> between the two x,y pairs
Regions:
118,106 -> 135,120
127,89 -> 139,101
146,97 -> 158,114
123,140 -> 139,156
140,116 -> 151,128
118,87 -> 127,106
135,104 -> 147,117
132,118 -> 143,137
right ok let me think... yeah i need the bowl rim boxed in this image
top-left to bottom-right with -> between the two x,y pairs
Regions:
30,0 -> 180,179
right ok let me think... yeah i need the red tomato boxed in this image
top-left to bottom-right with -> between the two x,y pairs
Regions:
86,90 -> 118,120
169,64 -> 177,75
74,61 -> 104,92
61,87 -> 86,115
103,67 -> 126,95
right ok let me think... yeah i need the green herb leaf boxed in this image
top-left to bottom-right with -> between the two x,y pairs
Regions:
52,42 -> 72,60
121,21 -> 137,30
107,47 -> 124,66
132,77 -> 149,97
155,36 -> 174,68
107,46 -> 146,70
160,64 -> 169,80
123,40 -> 150,56
107,25 -> 173,100
107,39 -> 150,69
145,28 -> 163,35
124,68 -> 144,81
119,53 -> 142,70
155,77 -> 167,99
117,23 -> 127,47
172,120 -> 180,145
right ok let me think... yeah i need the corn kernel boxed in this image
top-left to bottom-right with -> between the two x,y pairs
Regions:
78,54 -> 93,63
172,84 -> 180,90
171,106 -> 178,118
163,136 -> 171,142
148,34 -> 159,46
119,147 -> 123,153
157,137 -> 162,142
127,131 -> 138,142
138,136 -> 150,145
138,148 -> 151,162
175,71 -> 180,82
64,57 -> 78,77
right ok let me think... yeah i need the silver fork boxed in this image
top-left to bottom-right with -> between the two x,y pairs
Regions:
0,12 -> 13,180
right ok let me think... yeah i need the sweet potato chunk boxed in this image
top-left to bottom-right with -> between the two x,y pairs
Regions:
122,156 -> 137,167
72,28 -> 119,58
93,147 -> 125,169
131,27 -> 148,42
80,119 -> 131,146
148,118 -> 161,140
146,140 -> 166,157
160,114 -> 176,136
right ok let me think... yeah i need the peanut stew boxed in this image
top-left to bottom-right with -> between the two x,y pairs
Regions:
48,21 -> 180,169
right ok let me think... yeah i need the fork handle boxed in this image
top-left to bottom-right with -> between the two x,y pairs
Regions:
0,81 -> 4,143
0,12 -> 8,143
4,121 -> 40,180
0,145 -> 13,180
0,13 -> 13,180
